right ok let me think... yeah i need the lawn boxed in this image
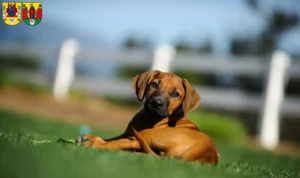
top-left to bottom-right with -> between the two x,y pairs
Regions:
0,109 -> 299,178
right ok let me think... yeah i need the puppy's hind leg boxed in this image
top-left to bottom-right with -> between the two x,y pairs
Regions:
131,127 -> 159,157
180,143 -> 219,165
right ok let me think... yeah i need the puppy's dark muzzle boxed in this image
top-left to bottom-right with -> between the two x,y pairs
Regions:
146,95 -> 168,118
150,96 -> 166,109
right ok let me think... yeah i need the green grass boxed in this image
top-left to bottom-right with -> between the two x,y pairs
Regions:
189,111 -> 247,145
0,109 -> 299,178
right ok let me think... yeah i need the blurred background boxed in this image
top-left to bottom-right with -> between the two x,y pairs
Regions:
1,0 -> 300,154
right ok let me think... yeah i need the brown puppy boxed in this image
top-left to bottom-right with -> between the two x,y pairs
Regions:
76,70 -> 219,165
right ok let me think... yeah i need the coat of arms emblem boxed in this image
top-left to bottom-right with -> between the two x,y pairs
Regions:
22,2 -> 42,26
2,2 -> 22,26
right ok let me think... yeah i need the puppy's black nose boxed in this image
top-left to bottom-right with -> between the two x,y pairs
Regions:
151,96 -> 166,108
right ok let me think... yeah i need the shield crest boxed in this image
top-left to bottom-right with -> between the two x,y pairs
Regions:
22,2 -> 42,26
2,2 -> 22,26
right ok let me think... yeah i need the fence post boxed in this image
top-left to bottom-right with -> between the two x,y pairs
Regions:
53,38 -> 80,102
151,44 -> 176,72
259,51 -> 291,150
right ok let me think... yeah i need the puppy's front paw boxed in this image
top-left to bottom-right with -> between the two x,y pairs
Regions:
75,134 -> 105,147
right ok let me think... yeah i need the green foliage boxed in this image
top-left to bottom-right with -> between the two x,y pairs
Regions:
0,71 -> 14,87
104,96 -> 141,107
271,11 -> 298,33
118,66 -> 148,80
175,41 -> 193,52
0,71 -> 46,94
69,89 -> 88,100
0,54 -> 40,70
174,70 -> 203,84
0,71 -> 90,99
0,109 -> 299,178
14,80 -> 46,94
230,9 -> 299,55
0,54 -> 41,90
174,39 -> 212,53
117,66 -> 213,86
188,111 -> 247,145
122,34 -> 153,49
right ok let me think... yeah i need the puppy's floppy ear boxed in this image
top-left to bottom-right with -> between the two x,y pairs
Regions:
132,70 -> 160,101
182,79 -> 201,116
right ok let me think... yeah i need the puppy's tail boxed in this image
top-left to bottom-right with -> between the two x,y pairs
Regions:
131,127 -> 159,157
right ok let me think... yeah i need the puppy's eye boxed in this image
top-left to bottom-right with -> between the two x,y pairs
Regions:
170,92 -> 179,97
150,82 -> 159,89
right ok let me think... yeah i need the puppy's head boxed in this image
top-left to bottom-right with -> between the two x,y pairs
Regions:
132,70 -> 200,118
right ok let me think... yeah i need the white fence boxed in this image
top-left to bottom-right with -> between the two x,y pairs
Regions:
1,40 -> 300,150
1,42 -> 300,116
